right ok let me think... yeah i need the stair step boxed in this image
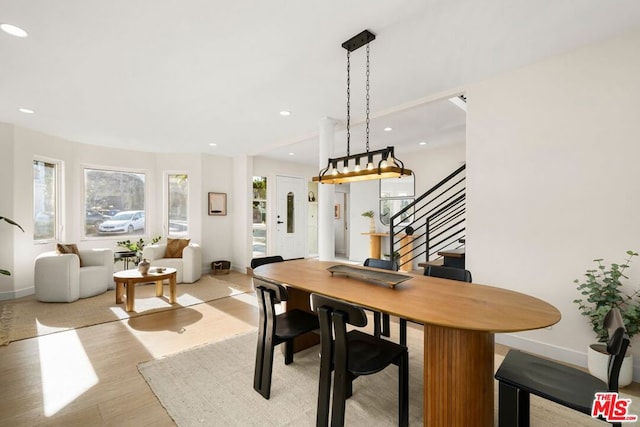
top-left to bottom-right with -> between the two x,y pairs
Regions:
437,248 -> 465,258
417,259 -> 444,268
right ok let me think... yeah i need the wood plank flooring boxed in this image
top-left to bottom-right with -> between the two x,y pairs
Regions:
0,271 -> 638,426
0,272 -> 257,426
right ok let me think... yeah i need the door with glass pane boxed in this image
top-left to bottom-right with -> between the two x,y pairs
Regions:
275,175 -> 306,260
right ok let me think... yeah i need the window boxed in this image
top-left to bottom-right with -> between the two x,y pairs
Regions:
252,176 -> 267,257
168,174 -> 188,237
286,191 -> 295,233
33,159 -> 59,241
84,168 -> 146,237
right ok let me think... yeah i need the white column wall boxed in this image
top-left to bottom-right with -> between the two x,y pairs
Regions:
318,118 -> 336,261
231,155 -> 252,272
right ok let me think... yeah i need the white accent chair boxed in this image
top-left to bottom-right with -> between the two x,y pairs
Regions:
142,243 -> 202,283
34,248 -> 114,302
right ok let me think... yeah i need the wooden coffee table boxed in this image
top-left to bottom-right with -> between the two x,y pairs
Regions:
113,267 -> 177,312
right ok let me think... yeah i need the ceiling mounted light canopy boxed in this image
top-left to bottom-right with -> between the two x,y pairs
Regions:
314,29 -> 412,184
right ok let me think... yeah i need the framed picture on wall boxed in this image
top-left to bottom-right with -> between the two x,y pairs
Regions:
208,192 -> 227,216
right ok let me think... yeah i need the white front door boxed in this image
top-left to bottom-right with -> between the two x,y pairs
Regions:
275,175 -> 306,260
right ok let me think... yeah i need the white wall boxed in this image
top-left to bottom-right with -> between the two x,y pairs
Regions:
0,124 -> 16,294
466,27 -> 640,376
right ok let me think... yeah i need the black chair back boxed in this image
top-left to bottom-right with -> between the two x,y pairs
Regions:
310,293 -> 408,427
250,255 -> 284,269
604,308 -> 631,391
311,293 -> 368,329
362,258 -> 398,338
253,275 -> 318,400
424,265 -> 472,282
364,258 -> 399,271
253,277 -> 288,304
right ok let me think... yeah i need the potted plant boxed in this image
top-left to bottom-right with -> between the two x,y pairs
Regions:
573,250 -> 640,386
1,216 -> 24,276
362,210 -> 375,233
116,236 -> 161,264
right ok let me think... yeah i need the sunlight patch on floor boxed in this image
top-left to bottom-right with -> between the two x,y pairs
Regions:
118,291 -> 260,358
37,320 -> 98,416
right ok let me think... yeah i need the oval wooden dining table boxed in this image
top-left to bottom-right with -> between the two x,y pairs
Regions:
253,258 -> 560,427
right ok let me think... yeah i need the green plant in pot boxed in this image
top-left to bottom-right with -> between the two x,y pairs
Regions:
116,236 -> 161,264
362,210 -> 375,233
1,216 -> 24,276
573,250 -> 640,386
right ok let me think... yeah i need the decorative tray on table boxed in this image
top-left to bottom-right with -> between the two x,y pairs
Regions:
327,264 -> 412,289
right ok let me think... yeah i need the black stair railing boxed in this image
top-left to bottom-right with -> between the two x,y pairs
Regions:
389,164 -> 465,270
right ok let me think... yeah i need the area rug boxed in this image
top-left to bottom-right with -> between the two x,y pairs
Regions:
138,326 -> 637,426
0,275 -> 252,345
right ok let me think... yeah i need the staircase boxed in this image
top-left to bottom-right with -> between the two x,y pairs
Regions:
388,164 -> 466,271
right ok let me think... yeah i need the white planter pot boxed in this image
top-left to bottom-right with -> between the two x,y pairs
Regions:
587,343 -> 633,387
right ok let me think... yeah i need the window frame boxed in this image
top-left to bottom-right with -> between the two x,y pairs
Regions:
81,164 -> 149,240
33,157 -> 63,243
165,171 -> 189,238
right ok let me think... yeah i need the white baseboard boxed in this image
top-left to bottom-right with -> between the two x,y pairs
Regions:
496,332 -> 640,383
0,286 -> 34,301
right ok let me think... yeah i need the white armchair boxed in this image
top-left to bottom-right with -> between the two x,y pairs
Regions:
142,242 -> 202,283
34,248 -> 114,302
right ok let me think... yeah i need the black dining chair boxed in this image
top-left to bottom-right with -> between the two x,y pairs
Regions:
252,274 -> 319,399
495,308 -> 630,427
363,258 -> 399,339
250,255 -> 284,270
311,293 -> 408,427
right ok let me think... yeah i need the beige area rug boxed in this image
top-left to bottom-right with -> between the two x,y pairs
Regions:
0,275 -> 252,345
138,325 -> 639,426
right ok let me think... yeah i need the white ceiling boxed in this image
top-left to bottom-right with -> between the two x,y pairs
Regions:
2,1 -> 640,166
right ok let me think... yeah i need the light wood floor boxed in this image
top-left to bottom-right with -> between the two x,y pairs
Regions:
1,271 -> 638,426
0,272 -> 257,426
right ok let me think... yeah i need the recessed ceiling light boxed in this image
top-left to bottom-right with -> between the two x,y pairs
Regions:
288,152 -> 295,156
18,107 -> 34,114
419,141 -> 427,146
1,23 -> 28,38
384,127 -> 392,132
280,110 -> 291,116
208,143 -> 217,147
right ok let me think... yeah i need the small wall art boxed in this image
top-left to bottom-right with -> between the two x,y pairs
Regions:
208,192 -> 227,216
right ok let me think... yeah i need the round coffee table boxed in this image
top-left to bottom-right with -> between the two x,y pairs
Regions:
113,267 -> 177,312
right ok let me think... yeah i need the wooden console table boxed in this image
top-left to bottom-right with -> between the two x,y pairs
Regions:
361,232 -> 415,271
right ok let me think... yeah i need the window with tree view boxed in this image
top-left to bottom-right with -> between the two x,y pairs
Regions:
33,160 -> 59,241
252,176 -> 267,257
168,174 -> 188,237
84,168 -> 146,237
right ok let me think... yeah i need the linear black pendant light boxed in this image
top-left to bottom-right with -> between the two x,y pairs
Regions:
313,29 -> 412,184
